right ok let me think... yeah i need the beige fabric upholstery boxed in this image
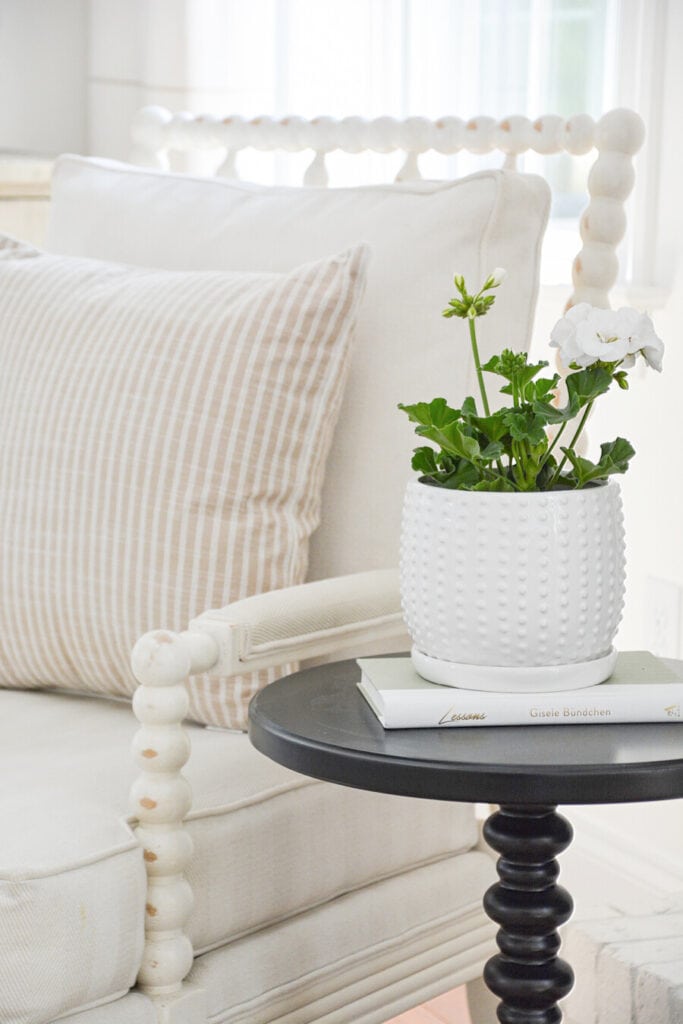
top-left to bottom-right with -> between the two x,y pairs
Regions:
189,853 -> 496,1024
194,568 -> 407,674
46,156 -> 550,581
0,236 -> 367,728
0,688 -> 480,1023
52,994 -> 156,1024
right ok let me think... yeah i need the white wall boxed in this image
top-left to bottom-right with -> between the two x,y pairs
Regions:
583,0 -> 683,893
0,0 -> 239,159
530,0 -> 683,907
527,0 -> 683,665
87,0 -> 276,162
592,0 -> 683,659
0,0 -> 87,154
87,0 -> 192,160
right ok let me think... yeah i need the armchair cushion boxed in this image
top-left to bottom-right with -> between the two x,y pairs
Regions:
0,235 -> 368,727
46,156 -> 550,580
0,689 -> 479,1023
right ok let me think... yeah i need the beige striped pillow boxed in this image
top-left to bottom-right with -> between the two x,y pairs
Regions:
0,235 -> 368,728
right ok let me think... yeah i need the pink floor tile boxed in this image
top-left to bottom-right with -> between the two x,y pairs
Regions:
384,1008 -> 441,1024
427,985 -> 472,1022
384,985 -> 471,1024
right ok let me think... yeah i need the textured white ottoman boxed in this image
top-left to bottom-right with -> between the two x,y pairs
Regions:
563,895 -> 683,1024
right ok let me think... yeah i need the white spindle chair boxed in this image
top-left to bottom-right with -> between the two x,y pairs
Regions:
4,105 -> 642,1024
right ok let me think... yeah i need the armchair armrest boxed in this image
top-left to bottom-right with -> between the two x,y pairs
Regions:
130,571 -> 405,1007
190,568 -> 408,675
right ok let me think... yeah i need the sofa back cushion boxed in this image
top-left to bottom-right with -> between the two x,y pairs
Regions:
0,235 -> 367,727
46,157 -> 551,579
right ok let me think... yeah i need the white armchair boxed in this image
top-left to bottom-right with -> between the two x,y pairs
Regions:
0,107 -> 644,1024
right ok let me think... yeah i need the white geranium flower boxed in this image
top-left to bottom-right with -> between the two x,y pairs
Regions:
626,309 -> 664,371
550,304 -> 664,371
549,302 -> 594,366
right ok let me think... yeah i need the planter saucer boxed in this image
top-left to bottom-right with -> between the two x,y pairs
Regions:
411,646 -> 619,693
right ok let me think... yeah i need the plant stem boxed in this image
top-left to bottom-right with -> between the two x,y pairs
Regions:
468,317 -> 491,416
538,420 -> 568,473
512,439 -> 526,489
548,401 -> 593,488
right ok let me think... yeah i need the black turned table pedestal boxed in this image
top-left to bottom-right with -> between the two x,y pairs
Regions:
248,659 -> 683,1024
481,805 -> 574,1023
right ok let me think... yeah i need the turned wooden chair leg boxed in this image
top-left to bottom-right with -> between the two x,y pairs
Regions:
130,628 -> 218,1024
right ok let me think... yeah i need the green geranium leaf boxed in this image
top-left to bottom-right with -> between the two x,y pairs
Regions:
470,476 -> 516,492
436,452 -> 457,473
565,366 -> 613,409
515,362 -> 550,390
398,397 -> 460,428
461,396 -> 478,419
482,354 -> 502,374
480,441 -> 505,461
437,460 -> 483,489
559,450 -> 596,487
471,412 -> 510,443
560,436 -> 635,487
410,449 -> 484,489
535,456 -> 558,490
411,446 -> 439,475
532,395 -> 580,425
504,409 -> 548,447
526,375 -> 561,402
531,367 -> 610,429
596,437 -> 636,475
418,420 -> 481,461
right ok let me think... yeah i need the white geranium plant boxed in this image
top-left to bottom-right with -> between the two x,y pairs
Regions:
399,270 -> 663,492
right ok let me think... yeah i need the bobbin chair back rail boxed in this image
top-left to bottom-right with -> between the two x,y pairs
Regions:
130,106 -> 645,309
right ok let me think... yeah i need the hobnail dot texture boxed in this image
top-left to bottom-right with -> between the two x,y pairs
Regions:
399,481 -> 625,668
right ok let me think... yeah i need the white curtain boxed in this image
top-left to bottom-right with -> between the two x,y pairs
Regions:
88,0 -> 618,159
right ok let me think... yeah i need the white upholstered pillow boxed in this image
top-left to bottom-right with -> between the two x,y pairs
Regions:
46,158 -> 551,578
0,235 -> 368,727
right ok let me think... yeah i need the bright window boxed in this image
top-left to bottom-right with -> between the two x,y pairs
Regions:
173,0 -> 659,287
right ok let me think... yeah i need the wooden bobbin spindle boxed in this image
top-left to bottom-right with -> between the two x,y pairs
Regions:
130,628 -> 218,1005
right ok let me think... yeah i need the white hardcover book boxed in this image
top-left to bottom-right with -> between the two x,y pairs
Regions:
356,652 -> 683,729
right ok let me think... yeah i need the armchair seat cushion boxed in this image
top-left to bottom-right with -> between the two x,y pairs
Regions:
0,687 -> 479,1023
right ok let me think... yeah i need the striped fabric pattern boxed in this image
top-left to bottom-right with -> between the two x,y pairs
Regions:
0,235 -> 368,727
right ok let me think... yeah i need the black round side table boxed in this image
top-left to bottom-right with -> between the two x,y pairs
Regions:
248,658 -> 683,1024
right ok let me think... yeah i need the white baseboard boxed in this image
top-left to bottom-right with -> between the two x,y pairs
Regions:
560,804 -> 683,915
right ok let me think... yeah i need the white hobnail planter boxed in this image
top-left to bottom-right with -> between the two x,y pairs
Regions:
400,479 -> 626,692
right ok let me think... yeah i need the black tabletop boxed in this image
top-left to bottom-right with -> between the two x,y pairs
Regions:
248,658 -> 683,806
